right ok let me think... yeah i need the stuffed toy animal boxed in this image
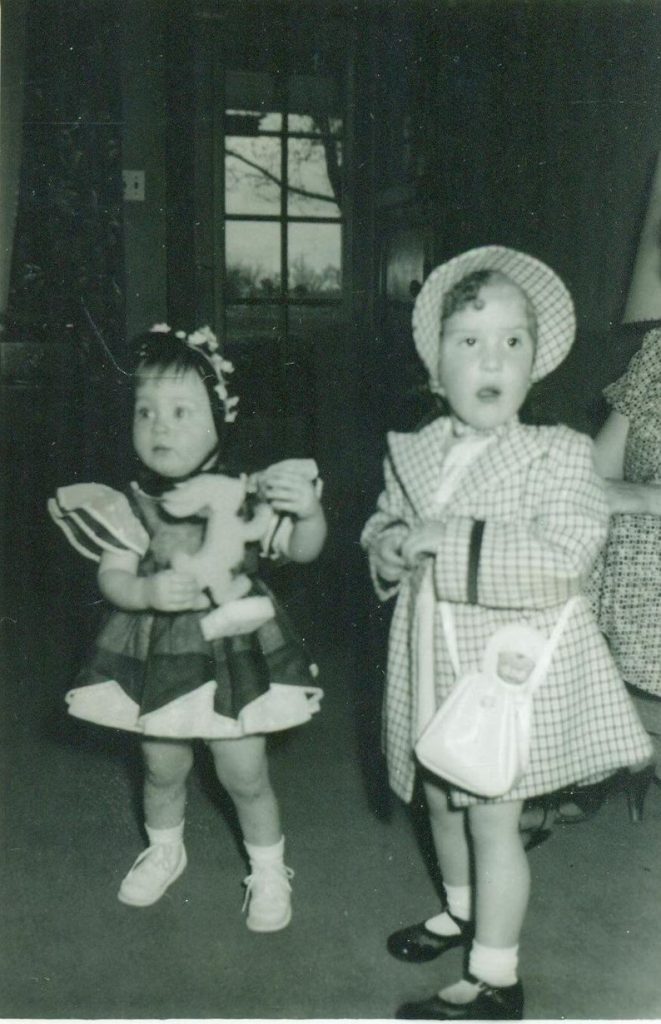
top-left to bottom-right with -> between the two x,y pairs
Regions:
162,473 -> 274,640
49,461 -> 321,642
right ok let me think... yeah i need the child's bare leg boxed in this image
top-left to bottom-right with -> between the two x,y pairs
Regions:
468,798 -> 528,948
397,797 -> 527,1018
423,799 -> 527,1010
117,738 -> 192,907
209,735 -> 292,932
388,779 -> 473,962
142,737 -> 194,828
422,797 -> 526,1005
208,735 -> 280,845
423,779 -> 472,930
424,778 -> 470,887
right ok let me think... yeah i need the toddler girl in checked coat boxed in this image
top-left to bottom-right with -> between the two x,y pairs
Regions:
361,246 -> 651,1021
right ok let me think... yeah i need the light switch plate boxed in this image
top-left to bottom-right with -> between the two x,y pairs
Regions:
122,170 -> 145,201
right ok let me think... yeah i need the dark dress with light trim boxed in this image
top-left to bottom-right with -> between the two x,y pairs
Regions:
48,480 -> 322,739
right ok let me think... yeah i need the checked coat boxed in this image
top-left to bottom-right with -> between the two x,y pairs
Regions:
361,416 -> 652,806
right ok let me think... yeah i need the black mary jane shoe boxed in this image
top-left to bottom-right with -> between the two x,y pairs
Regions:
396,980 -> 524,1020
627,764 -> 659,823
387,913 -> 473,963
553,781 -> 607,824
519,800 -> 554,852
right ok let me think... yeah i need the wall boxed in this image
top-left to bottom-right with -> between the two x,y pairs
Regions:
0,0 -> 27,317
119,0 -> 168,337
364,0 -> 661,436
2,1 -> 129,735
432,2 -> 661,331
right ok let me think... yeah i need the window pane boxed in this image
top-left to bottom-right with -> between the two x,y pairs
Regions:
226,222 -> 281,300
287,137 -> 341,218
225,136 -> 282,214
288,223 -> 341,298
225,71 -> 281,130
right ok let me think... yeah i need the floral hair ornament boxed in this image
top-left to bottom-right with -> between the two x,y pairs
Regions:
147,323 -> 239,422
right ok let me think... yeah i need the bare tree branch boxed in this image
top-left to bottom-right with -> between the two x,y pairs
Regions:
226,147 -> 337,205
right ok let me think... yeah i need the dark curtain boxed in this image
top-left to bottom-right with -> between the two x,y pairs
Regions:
0,0 -> 27,318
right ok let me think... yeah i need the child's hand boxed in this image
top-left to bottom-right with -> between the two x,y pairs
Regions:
261,467 -> 322,520
145,570 -> 205,612
401,522 -> 446,567
373,532 -> 407,583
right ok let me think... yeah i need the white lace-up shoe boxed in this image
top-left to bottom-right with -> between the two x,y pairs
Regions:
242,862 -> 294,932
117,843 -> 187,906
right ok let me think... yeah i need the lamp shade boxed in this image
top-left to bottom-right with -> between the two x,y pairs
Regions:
623,151 -> 661,323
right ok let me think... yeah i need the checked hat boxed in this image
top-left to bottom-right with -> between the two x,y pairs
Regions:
412,246 -> 576,385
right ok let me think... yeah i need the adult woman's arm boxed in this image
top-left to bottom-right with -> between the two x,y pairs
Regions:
594,410 -> 661,514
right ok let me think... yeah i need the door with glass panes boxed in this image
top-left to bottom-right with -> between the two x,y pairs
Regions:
195,61 -> 344,472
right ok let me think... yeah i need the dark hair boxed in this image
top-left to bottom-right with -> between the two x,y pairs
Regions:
441,269 -> 538,341
129,330 -> 229,447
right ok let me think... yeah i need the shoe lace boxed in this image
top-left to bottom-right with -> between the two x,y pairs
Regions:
241,864 -> 294,912
129,843 -> 179,878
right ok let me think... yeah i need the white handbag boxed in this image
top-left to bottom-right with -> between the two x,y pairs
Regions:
414,598 -> 578,797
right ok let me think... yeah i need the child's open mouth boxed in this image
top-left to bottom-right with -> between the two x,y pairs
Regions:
476,386 -> 502,401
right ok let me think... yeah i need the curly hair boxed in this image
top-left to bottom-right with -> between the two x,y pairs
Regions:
441,269 -> 538,340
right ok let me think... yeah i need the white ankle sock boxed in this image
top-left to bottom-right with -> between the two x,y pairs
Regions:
439,979 -> 482,1005
425,910 -> 461,936
425,883 -> 472,937
438,940 -> 519,1004
469,940 -> 519,988
445,883 -> 472,921
146,820 -> 184,847
245,836 -> 285,865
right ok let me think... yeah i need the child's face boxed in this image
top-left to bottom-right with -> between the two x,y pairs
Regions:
437,279 -> 535,430
133,368 -> 218,478
497,650 -> 535,685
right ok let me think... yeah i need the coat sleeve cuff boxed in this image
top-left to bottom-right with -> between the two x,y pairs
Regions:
433,518 -> 484,604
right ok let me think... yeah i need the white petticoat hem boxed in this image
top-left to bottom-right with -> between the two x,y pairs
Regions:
65,679 -> 323,738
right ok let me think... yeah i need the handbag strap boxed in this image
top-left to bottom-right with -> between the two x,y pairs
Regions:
441,595 -> 581,691
440,600 -> 462,676
525,596 -> 580,693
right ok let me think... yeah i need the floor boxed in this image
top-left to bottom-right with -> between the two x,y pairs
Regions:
1,550 -> 661,1020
